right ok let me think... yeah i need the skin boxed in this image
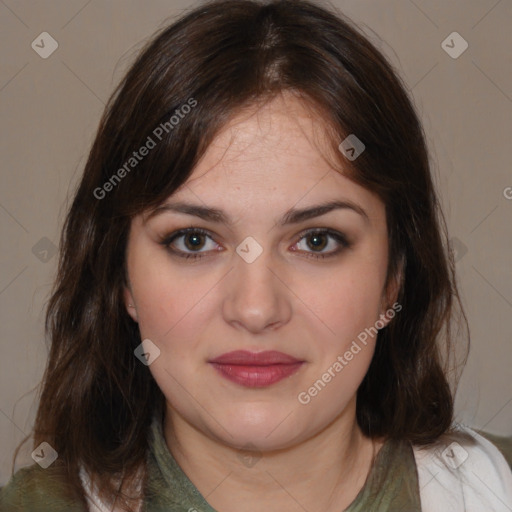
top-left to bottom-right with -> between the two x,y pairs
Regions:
124,91 -> 399,512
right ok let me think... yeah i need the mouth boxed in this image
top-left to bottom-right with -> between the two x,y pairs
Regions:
208,350 -> 305,388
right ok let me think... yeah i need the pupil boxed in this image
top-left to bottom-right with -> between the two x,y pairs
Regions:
186,233 -> 203,250
309,234 -> 326,250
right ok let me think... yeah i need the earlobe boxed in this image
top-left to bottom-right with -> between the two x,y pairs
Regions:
123,286 -> 138,323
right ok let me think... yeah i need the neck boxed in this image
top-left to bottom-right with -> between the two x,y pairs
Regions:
163,399 -> 383,512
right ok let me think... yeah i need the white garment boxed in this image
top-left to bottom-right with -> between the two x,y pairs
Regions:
79,424 -> 512,511
413,425 -> 512,511
79,465 -> 143,512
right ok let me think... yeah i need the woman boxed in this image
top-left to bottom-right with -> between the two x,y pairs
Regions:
2,0 -> 511,510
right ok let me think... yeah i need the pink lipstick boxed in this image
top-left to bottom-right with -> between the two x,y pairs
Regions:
209,350 -> 304,388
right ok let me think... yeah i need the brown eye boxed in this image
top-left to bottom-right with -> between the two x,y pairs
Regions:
306,232 -> 328,251
183,232 -> 207,251
160,227 -> 350,262
293,229 -> 350,260
161,228 -> 218,260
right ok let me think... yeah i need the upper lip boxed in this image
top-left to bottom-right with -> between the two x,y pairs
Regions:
209,350 -> 303,365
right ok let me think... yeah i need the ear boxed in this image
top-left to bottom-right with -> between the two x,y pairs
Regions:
123,285 -> 138,323
379,256 -> 404,328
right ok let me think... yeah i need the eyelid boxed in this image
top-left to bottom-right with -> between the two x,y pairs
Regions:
160,226 -> 214,247
295,226 -> 349,244
160,226 -> 351,260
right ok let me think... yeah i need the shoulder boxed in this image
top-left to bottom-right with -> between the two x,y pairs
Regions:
412,424 -> 512,512
0,463 -> 88,512
479,431 -> 512,470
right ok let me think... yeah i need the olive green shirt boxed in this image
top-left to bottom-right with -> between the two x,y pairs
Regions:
0,413 -> 422,511
143,414 -> 421,512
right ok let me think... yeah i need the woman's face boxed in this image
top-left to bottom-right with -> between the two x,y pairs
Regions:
124,93 -> 396,450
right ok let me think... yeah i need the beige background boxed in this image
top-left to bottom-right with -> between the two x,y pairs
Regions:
1,0 -> 511,485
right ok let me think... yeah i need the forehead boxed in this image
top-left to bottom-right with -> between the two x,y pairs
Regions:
154,93 -> 385,226
185,93 -> 335,186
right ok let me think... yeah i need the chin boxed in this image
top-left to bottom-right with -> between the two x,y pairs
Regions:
213,406 -> 306,451
224,428 -> 297,453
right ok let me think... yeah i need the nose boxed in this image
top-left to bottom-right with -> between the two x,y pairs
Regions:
222,245 -> 292,334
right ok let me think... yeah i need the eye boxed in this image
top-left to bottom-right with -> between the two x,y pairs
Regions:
160,227 -> 219,260
292,228 -> 351,260
160,227 -> 350,261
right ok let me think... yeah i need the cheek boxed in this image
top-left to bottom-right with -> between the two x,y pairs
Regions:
297,260 -> 386,349
129,260 -> 213,406
294,267 -> 384,414
128,244 -> 216,342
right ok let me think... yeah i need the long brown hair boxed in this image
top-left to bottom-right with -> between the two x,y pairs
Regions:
13,0 -> 469,509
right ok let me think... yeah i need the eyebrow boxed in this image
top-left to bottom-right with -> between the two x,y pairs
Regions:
145,199 -> 369,226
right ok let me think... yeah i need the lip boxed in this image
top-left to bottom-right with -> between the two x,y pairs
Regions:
208,350 -> 305,388
209,350 -> 302,365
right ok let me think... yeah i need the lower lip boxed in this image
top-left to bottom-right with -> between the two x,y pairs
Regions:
209,362 -> 304,388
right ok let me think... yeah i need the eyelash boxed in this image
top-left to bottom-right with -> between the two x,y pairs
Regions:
159,226 -> 351,261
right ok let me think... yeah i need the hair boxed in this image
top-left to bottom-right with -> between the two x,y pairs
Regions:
12,0 -> 469,510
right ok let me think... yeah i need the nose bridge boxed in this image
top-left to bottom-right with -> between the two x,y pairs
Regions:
222,235 -> 290,332
234,235 -> 279,298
